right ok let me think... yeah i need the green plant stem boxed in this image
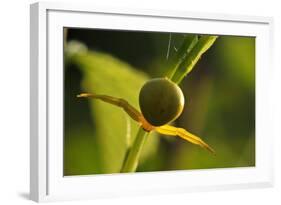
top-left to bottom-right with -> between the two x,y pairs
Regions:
120,127 -> 150,173
171,35 -> 218,84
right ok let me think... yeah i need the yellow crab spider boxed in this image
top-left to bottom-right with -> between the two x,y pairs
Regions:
77,78 -> 214,154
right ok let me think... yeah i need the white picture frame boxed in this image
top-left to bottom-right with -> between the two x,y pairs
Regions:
30,1 -> 274,202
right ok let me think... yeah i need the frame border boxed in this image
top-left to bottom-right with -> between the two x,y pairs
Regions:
30,1 -> 274,202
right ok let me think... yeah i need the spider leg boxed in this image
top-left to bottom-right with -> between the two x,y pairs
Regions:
155,125 -> 215,154
77,93 -> 154,131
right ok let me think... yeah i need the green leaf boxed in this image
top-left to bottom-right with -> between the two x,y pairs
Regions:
165,35 -> 198,78
171,35 -> 218,84
68,43 -> 159,174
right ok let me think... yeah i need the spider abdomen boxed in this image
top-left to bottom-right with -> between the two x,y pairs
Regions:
139,78 -> 185,126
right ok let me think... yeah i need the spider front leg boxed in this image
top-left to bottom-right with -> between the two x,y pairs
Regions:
155,125 -> 215,154
77,93 -> 154,131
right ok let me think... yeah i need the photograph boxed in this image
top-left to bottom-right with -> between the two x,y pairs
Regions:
63,28 -> 255,176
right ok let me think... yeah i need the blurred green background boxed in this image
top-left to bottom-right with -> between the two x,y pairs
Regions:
64,28 -> 255,176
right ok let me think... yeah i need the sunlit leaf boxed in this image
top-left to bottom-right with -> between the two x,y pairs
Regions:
67,42 -> 159,173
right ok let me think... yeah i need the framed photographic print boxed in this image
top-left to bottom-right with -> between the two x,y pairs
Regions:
30,2 -> 274,202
